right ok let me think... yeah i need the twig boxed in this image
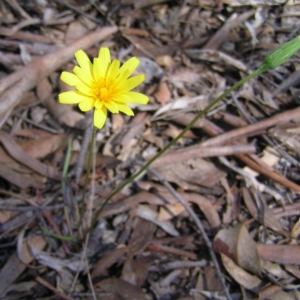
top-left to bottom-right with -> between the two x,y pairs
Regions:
169,110 -> 300,192
236,153 -> 300,192
35,276 -> 75,300
201,106 -> 300,148
203,11 -> 254,50
54,0 -> 103,25
231,93 -> 299,167
151,144 -> 256,168
146,166 -> 232,300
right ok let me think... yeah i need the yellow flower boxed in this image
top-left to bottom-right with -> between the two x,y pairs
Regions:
59,47 -> 149,129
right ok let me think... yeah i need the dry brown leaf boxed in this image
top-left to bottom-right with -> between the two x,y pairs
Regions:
18,133 -> 66,159
220,253 -> 263,293
153,157 -> 225,189
223,0 -> 286,6
102,186 -> 221,229
214,224 -> 261,276
143,133 -> 164,149
260,260 -> 292,280
0,210 -> 13,224
185,49 -> 248,71
156,55 -> 176,68
186,194 -> 221,229
65,20 -> 96,44
92,247 -> 128,279
136,205 -> 179,236
284,264 -> 300,280
12,128 -> 53,140
154,79 -> 171,105
259,288 -> 295,300
290,218 -> 300,245
0,235 -> 46,297
157,203 -> 186,222
153,95 -> 209,120
132,255 -> 157,287
0,131 -> 60,180
169,67 -> 201,84
0,163 -> 43,188
242,187 -> 288,236
122,218 -> 156,284
95,278 -> 147,300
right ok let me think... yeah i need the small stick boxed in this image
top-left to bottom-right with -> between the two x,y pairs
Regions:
146,166 -> 232,300
35,276 -> 75,300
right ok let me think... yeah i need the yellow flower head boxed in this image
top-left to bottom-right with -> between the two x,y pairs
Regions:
59,47 -> 149,129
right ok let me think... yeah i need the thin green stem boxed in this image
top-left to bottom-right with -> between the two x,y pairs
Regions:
62,138 -> 73,237
62,138 -> 72,191
87,67 -> 266,234
78,125 -> 97,236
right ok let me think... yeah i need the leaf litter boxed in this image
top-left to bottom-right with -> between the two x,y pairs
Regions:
0,1 -> 300,300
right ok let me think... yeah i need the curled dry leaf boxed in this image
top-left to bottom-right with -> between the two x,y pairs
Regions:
0,131 -> 60,180
214,223 -> 261,276
185,49 -> 248,72
242,187 -> 288,236
152,95 -> 209,120
185,194 -> 221,229
290,218 -> 300,245
220,253 -> 263,293
152,156 -> 225,189
0,236 -> 46,297
259,288 -> 295,300
157,203 -> 186,222
95,278 -> 147,300
122,218 -> 156,285
0,163 -> 43,188
92,247 -> 128,279
154,79 -> 171,105
136,205 -> 180,237
18,133 -> 66,159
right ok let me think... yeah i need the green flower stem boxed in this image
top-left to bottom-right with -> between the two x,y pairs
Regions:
62,138 -> 73,237
87,66 -> 266,234
79,124 -> 97,236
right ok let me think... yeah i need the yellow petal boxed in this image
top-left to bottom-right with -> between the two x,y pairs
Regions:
60,71 -> 79,87
73,66 -> 93,87
95,100 -> 103,110
125,92 -> 149,104
113,69 -> 130,88
98,47 -> 111,78
104,100 -> 119,113
78,98 -> 94,111
93,58 -> 101,81
74,50 -> 93,78
119,57 -> 140,78
117,74 -> 145,93
76,82 -> 92,96
94,106 -> 107,129
115,102 -> 134,116
59,91 -> 90,104
111,93 -> 131,103
106,59 -> 120,82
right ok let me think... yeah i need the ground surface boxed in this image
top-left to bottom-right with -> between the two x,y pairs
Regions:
0,1 -> 300,299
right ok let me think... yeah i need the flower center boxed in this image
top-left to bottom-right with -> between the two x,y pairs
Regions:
92,78 -> 116,103
98,87 -> 108,100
